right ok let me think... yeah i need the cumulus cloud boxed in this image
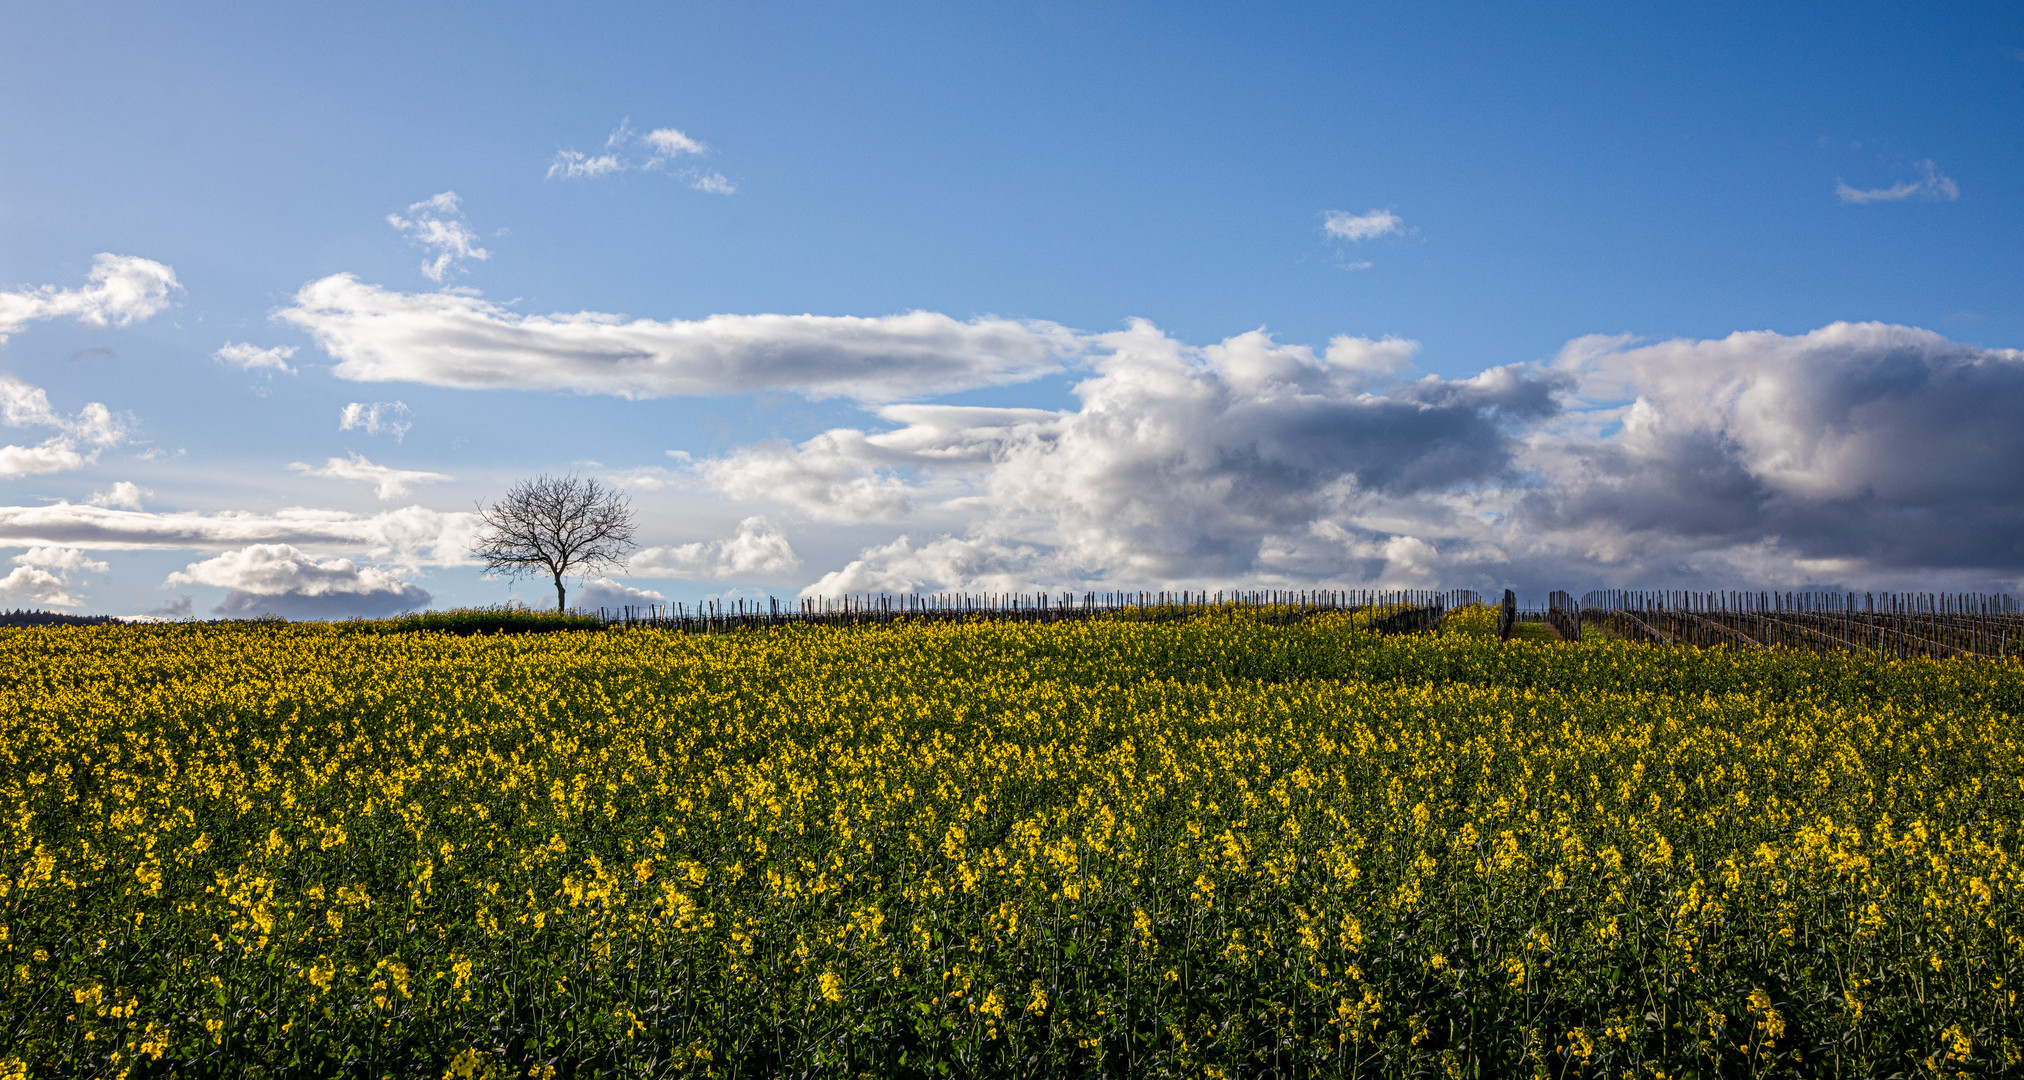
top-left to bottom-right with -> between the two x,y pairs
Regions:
168,543 -> 431,620
572,577 -> 668,611
691,321 -> 1555,594
0,373 -> 127,478
1518,322 -> 2024,583
0,266 -> 150,478
387,192 -> 490,283
0,254 -> 179,341
0,564 -> 77,607
1836,160 -> 1960,204
1,375 -> 125,444
805,534 -> 1059,596
0,502 -> 478,568
280,275 -> 1076,402
339,401 -> 413,440
215,342 -> 297,374
548,120 -> 735,192
683,319 -> 2024,595
630,516 -> 801,580
88,481 -> 149,510
289,452 -> 452,500
1323,209 -> 1404,242
16,546 -> 110,573
0,442 -> 86,478
700,438 -> 923,522
0,546 -> 110,608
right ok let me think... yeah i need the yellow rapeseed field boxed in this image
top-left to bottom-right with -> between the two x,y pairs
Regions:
2,608 -> 2021,1077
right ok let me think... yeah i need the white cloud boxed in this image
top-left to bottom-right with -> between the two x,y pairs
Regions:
0,502 -> 478,568
548,120 -> 735,192
713,321 -> 1556,594
804,534 -> 1057,597
572,577 -> 668,611
87,481 -> 149,510
0,441 -> 87,479
215,342 -> 298,374
168,543 -> 406,593
1323,209 -> 1404,242
339,401 -> 413,440
280,275 -> 1076,402
168,543 -> 431,620
0,373 -> 127,478
690,172 -> 737,195
0,254 -> 179,341
0,376 -> 123,441
0,545 -> 109,608
630,516 -> 801,580
0,376 -> 58,429
641,127 -> 705,158
386,191 -> 490,283
775,321 -> 2024,594
289,452 -> 453,500
15,546 -> 109,573
1836,160 -> 1960,204
0,564 -> 78,607
700,439 -> 921,522
547,151 -> 626,179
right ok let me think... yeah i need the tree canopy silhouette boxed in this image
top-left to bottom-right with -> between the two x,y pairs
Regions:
471,474 -> 638,613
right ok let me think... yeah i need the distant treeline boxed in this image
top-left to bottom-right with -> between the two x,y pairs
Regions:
0,609 -> 123,628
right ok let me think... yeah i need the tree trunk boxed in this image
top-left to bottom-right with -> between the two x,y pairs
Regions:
555,575 -> 567,613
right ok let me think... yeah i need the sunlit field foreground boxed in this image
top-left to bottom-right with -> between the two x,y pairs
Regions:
4,609 -> 2023,1078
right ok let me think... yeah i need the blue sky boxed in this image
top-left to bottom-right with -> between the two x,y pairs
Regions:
3,1 -> 2022,616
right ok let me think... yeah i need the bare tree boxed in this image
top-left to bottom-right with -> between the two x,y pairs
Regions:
472,474 -> 638,612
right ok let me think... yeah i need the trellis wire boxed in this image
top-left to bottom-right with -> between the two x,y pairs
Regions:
597,589 -> 1476,635
1577,590 -> 2021,660
597,587 -> 2021,660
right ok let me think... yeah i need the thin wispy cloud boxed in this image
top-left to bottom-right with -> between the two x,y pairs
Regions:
547,119 -> 737,193
1323,209 -> 1404,241
690,172 -> 737,195
548,151 -> 626,180
1836,160 -> 1960,204
338,401 -> 413,441
640,126 -> 704,158
386,192 -> 490,283
0,501 -> 479,569
215,342 -> 297,374
289,452 -> 453,500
